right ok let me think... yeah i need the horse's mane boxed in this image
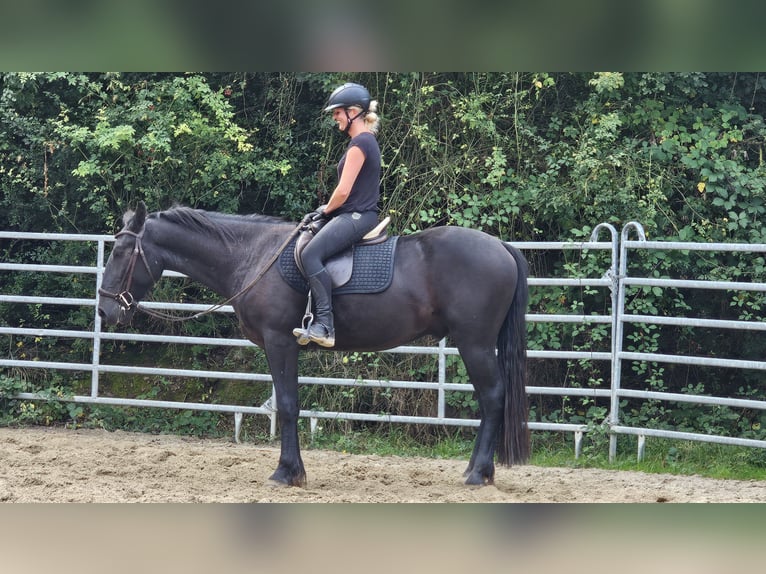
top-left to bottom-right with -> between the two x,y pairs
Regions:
153,206 -> 289,243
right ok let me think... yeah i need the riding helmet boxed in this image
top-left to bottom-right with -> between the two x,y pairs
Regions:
323,82 -> 371,113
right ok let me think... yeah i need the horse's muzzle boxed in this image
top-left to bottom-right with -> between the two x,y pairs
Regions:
98,299 -> 132,326
97,287 -> 137,326
97,304 -> 118,325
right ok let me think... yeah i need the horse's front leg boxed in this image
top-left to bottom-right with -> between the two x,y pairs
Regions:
263,338 -> 306,487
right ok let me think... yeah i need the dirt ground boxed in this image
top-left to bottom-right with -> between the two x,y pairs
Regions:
1,426 -> 765,502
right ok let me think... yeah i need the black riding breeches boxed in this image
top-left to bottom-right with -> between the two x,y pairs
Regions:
300,211 -> 379,277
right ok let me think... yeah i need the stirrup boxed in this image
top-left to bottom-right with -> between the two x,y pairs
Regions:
293,294 -> 314,345
292,326 -> 311,346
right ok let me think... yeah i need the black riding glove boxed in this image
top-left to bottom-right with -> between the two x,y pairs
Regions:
302,206 -> 328,224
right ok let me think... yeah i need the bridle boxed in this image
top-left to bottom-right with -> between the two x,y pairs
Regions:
97,227 -> 156,318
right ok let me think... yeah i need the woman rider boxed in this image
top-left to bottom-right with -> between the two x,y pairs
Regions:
293,82 -> 382,348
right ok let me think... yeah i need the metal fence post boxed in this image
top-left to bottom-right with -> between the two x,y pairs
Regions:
269,384 -> 278,438
92,238 -> 106,399
437,337 -> 447,419
609,222 -> 646,462
589,224 -> 619,458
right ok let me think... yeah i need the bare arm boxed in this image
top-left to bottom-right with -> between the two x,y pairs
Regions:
324,145 -> 365,215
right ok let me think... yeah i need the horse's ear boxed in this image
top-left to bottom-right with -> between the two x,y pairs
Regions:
126,201 -> 147,232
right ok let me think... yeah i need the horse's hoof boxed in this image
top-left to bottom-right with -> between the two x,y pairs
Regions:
267,478 -> 306,488
267,478 -> 305,488
464,470 -> 494,487
268,469 -> 307,488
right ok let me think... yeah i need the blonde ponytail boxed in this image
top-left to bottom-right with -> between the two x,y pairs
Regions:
348,101 -> 380,134
364,100 -> 380,134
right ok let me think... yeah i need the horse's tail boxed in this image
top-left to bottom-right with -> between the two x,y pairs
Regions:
497,242 -> 531,465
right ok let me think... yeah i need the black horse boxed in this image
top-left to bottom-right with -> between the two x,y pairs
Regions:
97,202 -> 530,487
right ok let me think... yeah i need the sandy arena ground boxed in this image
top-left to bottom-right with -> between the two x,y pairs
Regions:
0,426 -> 764,502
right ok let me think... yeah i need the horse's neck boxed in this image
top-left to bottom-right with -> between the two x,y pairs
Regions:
152,219 -> 274,297
157,225 -> 240,295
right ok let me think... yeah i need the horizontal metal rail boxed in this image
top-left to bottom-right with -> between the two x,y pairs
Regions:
612,425 -> 766,453
618,352 -> 766,371
624,277 -> 766,292
625,314 -> 766,332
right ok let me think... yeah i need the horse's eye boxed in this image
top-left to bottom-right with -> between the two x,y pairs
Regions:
109,245 -> 130,261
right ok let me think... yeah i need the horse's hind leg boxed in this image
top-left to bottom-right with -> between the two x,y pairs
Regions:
463,416 -> 483,477
458,343 -> 504,486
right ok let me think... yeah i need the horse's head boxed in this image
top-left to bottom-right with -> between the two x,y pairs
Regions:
98,201 -> 161,326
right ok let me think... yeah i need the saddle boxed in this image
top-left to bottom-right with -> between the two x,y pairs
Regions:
278,217 -> 397,295
294,216 -> 391,287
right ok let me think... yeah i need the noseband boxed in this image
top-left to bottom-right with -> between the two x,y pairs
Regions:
98,228 -> 156,316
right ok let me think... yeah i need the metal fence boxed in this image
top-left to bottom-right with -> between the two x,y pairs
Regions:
2,223 -> 765,460
608,223 -> 766,460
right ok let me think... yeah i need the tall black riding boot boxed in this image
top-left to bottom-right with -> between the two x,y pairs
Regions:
306,268 -> 335,347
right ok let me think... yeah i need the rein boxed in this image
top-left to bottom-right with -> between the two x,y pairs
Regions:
100,220 -> 305,323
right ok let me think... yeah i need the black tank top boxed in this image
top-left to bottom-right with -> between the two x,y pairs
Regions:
335,132 -> 380,214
